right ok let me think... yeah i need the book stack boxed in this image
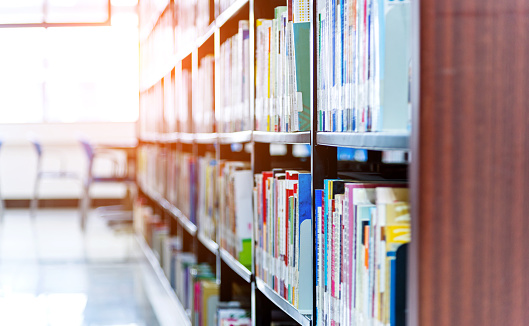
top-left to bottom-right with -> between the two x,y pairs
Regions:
216,0 -> 238,14
177,68 -> 193,133
175,0 -> 197,51
174,253 -> 198,312
219,161 -> 253,268
138,144 -> 166,196
217,305 -> 251,326
193,273 -> 219,326
197,0 -> 212,36
167,148 -> 178,205
195,55 -> 215,133
316,0 -> 411,132
139,0 -> 169,32
218,21 -> 251,133
197,153 -> 218,243
164,73 -> 177,133
139,81 -> 163,136
315,181 -> 409,326
140,8 -> 173,81
162,236 -> 182,285
133,197 -> 152,238
176,151 -> 197,224
254,3 -> 311,132
253,170 -> 312,311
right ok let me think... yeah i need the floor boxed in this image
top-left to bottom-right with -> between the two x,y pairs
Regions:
0,208 -> 181,326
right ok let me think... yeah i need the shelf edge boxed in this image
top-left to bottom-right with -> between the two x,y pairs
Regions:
219,248 -> 252,283
255,278 -> 311,326
198,232 -> 220,255
135,233 -> 192,326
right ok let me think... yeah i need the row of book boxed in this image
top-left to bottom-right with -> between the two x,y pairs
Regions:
316,0 -> 411,132
195,55 -> 216,133
197,153 -> 218,243
216,0 -> 238,14
139,0 -> 169,36
177,150 -> 254,270
253,169 -> 313,312
137,144 -> 167,198
254,3 -> 311,132
218,21 -> 251,132
174,151 -> 197,224
176,67 -> 193,133
135,199 -> 256,326
218,160 -> 253,268
175,0 -> 213,53
140,6 -> 173,81
315,182 -> 409,326
139,81 -> 163,136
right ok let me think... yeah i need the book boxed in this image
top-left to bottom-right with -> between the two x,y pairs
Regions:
315,180 -> 409,326
254,170 -> 311,309
219,161 -> 253,268
255,6 -> 311,133
217,304 -> 251,326
316,0 -> 411,132
197,153 -> 218,243
219,21 -> 251,132
195,55 -> 215,133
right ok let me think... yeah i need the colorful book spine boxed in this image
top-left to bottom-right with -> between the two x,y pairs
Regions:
254,170 -> 311,309
219,21 -> 251,132
219,161 -> 253,268
315,180 -> 409,326
255,5 -> 311,133
316,0 -> 411,132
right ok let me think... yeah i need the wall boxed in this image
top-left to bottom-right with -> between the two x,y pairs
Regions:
0,122 -> 136,200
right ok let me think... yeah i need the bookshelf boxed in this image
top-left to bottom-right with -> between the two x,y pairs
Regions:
137,0 -> 415,325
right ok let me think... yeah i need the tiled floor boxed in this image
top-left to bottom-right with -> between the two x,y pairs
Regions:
0,208 -> 180,326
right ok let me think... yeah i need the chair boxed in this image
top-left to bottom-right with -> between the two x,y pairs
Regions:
79,138 -> 136,231
30,138 -> 81,217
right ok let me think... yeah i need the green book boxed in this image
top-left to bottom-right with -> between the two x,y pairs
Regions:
293,22 -> 311,131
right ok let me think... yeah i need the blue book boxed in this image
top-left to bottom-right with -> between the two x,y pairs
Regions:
297,173 -> 312,312
315,188 -> 323,323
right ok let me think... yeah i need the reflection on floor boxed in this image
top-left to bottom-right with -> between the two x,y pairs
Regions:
0,208 -> 179,326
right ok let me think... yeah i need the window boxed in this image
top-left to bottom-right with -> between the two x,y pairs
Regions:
0,7 -> 139,123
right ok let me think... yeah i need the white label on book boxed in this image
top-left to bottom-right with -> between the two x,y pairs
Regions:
296,92 -> 303,112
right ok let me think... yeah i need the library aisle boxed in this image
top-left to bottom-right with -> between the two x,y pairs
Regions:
0,208 -> 184,326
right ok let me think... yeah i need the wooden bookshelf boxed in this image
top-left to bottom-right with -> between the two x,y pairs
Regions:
137,0 -> 418,325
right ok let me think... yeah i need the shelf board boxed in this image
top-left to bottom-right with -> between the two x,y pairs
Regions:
216,0 -> 249,28
218,131 -> 252,144
139,184 -> 198,236
176,45 -> 194,62
196,23 -> 216,48
197,232 -> 219,255
219,248 -> 252,283
139,133 -> 160,143
194,133 -> 218,144
140,55 -> 176,92
179,132 -> 195,144
135,233 -> 192,326
165,201 -> 198,236
255,278 -> 311,326
161,132 -> 179,143
316,131 -> 410,150
253,131 -> 310,144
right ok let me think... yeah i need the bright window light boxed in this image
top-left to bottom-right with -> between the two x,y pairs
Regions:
0,24 -> 139,124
